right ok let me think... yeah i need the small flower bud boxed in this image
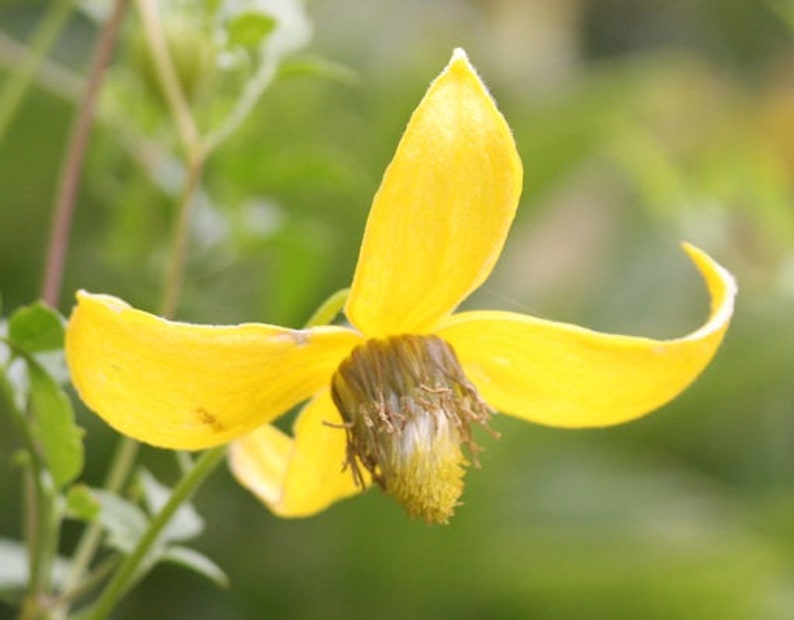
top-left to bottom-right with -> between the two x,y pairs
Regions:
131,16 -> 216,105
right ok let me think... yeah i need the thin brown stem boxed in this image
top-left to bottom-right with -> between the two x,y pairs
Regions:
40,0 -> 132,307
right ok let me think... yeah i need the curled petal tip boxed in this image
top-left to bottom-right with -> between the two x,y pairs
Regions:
438,245 -> 736,429
678,242 -> 737,341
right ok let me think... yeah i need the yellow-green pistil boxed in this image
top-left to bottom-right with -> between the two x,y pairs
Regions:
331,334 -> 496,524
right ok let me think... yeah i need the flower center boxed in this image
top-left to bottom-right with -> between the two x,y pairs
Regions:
330,334 -> 496,524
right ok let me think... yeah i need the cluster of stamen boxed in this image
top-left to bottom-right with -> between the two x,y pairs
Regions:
330,334 -> 497,524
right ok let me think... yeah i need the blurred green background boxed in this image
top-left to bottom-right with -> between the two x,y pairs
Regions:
1,0 -> 793,618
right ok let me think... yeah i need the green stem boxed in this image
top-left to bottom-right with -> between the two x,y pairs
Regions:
159,151 -> 205,319
304,288 -> 350,328
52,556 -> 120,612
134,0 -> 201,158
17,480 -> 57,620
202,51 -> 279,153
0,0 -> 75,145
57,438 -> 139,618
35,480 -> 60,618
81,446 -> 226,620
0,371 -> 55,620
133,0 -> 206,319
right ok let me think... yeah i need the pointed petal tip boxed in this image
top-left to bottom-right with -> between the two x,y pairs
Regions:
450,47 -> 469,64
346,47 -> 521,336
446,48 -> 477,79
74,290 -> 130,313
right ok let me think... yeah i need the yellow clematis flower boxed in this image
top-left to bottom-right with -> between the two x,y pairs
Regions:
65,49 -> 736,524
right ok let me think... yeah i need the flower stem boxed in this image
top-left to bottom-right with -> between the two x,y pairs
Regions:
0,0 -> 75,145
41,0 -> 132,307
80,446 -> 226,620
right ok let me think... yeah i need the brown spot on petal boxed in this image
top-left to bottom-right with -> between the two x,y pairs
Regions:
195,407 -> 224,433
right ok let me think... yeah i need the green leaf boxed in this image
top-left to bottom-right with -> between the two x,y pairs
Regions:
227,11 -> 277,48
8,301 -> 65,353
278,56 -> 359,86
28,362 -> 84,488
224,0 -> 311,59
94,491 -> 149,554
66,484 -> 101,521
161,546 -> 229,588
138,469 -> 204,543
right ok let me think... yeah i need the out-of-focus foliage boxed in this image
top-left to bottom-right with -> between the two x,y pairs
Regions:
1,0 -> 792,618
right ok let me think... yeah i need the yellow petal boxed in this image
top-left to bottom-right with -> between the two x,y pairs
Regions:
346,48 -> 523,337
228,390 -> 362,517
65,291 -> 361,449
437,244 -> 736,427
